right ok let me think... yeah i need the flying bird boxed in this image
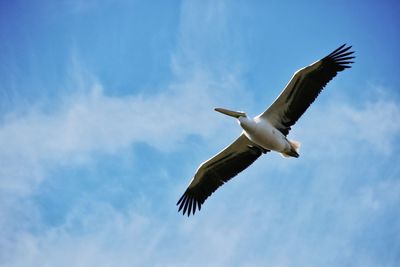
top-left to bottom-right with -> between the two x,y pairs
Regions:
177,44 -> 355,216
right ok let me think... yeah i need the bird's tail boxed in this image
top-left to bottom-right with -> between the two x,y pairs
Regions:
280,140 -> 301,158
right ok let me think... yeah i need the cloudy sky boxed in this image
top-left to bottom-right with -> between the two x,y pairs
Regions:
1,1 -> 400,266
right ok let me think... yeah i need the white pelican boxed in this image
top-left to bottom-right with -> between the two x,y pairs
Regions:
177,44 -> 355,216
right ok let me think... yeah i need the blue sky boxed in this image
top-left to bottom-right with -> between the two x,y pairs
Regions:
1,0 -> 399,266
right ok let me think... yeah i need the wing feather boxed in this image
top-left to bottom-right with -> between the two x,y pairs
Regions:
259,44 -> 355,135
177,134 -> 268,216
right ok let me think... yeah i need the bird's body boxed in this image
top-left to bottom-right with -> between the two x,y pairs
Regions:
177,44 -> 355,216
239,116 -> 295,156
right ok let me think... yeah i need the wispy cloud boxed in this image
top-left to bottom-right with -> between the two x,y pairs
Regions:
0,69 -> 247,191
2,80 -> 399,267
1,0 -> 400,266
0,58 -> 253,261
0,2 -> 253,264
298,91 -> 400,155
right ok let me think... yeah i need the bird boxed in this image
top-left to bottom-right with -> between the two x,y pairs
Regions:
177,44 -> 355,216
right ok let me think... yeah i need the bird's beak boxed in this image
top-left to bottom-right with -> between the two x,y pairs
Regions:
214,108 -> 247,118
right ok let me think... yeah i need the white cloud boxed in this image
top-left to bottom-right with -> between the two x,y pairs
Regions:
341,100 -> 400,154
292,90 -> 400,157
2,57 -> 400,267
0,2 -> 253,262
0,70 -> 249,194
0,2 -> 253,259
0,67 -> 256,267
4,163 -> 399,267
2,0 -> 400,266
3,84 -> 399,267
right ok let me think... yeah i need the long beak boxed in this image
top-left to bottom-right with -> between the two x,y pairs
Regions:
214,108 -> 247,118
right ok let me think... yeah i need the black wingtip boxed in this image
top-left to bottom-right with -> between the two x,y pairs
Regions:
188,198 -> 193,216
327,43 -> 346,57
176,190 -> 202,217
177,190 -> 202,217
327,44 -> 355,59
324,44 -> 355,70
176,193 -> 185,206
182,196 -> 190,215
177,195 -> 187,212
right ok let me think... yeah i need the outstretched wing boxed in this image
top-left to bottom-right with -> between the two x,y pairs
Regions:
177,134 -> 268,216
259,44 -> 355,136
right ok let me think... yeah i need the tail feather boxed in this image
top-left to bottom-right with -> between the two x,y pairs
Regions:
289,140 -> 301,154
280,139 -> 301,158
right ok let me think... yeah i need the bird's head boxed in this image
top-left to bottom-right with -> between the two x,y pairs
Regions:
214,108 -> 247,118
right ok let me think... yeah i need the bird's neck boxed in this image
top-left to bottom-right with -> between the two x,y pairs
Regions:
238,116 -> 256,132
